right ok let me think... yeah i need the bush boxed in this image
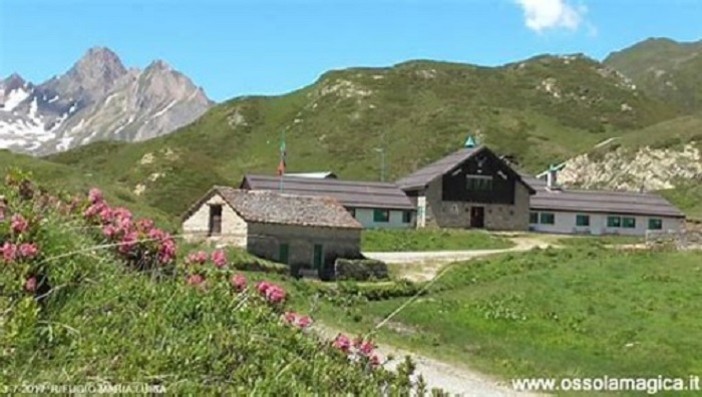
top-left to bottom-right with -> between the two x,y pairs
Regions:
335,258 -> 389,281
231,259 -> 289,275
312,279 -> 426,302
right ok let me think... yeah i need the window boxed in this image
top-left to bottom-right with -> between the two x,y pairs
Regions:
347,208 -> 356,218
622,217 -> 636,229
576,214 -> 590,227
208,205 -> 222,235
539,212 -> 555,225
607,216 -> 621,228
402,211 -> 412,223
529,212 -> 538,224
648,218 -> 663,230
278,243 -> 289,265
373,209 -> 390,223
466,175 -> 493,191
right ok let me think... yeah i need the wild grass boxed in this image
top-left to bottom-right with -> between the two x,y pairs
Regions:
304,246 -> 702,396
361,229 -> 514,252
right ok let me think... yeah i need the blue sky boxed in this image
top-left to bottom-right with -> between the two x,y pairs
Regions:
1,0 -> 701,102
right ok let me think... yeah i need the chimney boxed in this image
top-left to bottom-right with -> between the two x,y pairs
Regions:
546,164 -> 559,190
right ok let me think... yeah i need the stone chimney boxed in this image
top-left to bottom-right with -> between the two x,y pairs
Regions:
546,164 -> 559,190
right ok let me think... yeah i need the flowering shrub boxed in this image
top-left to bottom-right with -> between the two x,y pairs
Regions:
333,333 -> 382,368
282,311 -> 313,329
230,274 -> 247,292
83,188 -> 177,270
256,281 -> 287,304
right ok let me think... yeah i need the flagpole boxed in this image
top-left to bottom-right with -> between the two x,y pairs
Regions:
279,129 -> 285,193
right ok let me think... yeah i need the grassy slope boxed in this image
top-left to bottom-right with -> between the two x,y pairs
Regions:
47,56 -> 677,220
361,229 -> 514,252
310,247 -> 702,396
604,38 -> 702,113
0,150 -> 176,229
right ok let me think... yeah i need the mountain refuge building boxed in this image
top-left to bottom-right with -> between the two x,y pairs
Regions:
181,186 -> 362,273
396,141 -> 535,231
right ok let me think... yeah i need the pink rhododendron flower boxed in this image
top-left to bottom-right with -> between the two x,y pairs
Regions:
265,285 -> 286,303
256,281 -> 271,295
370,354 -> 381,367
158,235 -> 177,264
11,214 -> 29,234
333,334 -> 351,353
88,188 -> 104,204
186,251 -> 208,265
102,224 -> 118,239
99,206 -> 113,223
211,249 -> 227,268
230,274 -> 247,292
358,340 -> 375,357
186,273 -> 205,286
24,276 -> 37,293
18,243 -> 39,260
118,231 -> 139,254
281,311 -> 313,329
1,242 -> 17,263
84,201 -> 107,219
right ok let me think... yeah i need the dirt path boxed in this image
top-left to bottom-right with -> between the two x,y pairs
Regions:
363,235 -> 556,282
315,324 -> 540,397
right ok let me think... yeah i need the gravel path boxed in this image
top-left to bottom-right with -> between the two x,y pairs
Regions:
363,236 -> 554,282
315,324 -> 541,397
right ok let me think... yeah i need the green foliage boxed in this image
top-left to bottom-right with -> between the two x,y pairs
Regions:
362,229 -> 514,252
334,258 -> 389,281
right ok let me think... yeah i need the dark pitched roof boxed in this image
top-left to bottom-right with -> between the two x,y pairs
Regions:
183,186 -> 362,229
529,182 -> 685,218
396,145 -> 535,193
240,175 -> 415,210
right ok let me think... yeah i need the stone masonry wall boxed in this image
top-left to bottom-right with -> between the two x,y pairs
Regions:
422,177 -> 530,231
181,194 -> 248,247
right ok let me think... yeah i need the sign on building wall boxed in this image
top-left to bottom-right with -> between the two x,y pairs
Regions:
417,196 -> 426,229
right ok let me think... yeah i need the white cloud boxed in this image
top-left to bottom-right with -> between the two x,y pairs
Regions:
514,0 -> 587,33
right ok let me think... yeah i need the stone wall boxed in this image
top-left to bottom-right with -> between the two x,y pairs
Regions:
421,176 -> 530,231
646,229 -> 702,250
247,223 -> 362,269
181,193 -> 247,247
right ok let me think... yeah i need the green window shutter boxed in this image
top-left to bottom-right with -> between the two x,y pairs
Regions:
622,217 -> 636,228
576,214 -> 590,227
373,209 -> 390,223
648,218 -> 663,230
278,243 -> 289,264
529,212 -> 538,224
313,244 -> 323,270
540,212 -> 555,225
402,211 -> 412,223
607,216 -> 621,228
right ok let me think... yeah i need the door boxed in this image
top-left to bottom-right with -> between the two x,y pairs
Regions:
470,206 -> 485,228
313,244 -> 323,270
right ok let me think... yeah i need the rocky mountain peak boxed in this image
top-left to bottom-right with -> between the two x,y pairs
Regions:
146,59 -> 172,72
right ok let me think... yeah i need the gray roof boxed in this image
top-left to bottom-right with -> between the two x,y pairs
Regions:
284,172 -> 337,179
528,179 -> 685,218
396,146 -> 535,193
241,174 -> 415,210
184,186 -> 362,229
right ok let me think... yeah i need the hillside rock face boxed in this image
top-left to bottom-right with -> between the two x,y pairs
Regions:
0,47 -> 212,155
558,143 -> 702,191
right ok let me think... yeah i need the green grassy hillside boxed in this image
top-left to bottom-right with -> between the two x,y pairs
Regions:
605,37 -> 702,113
0,150 -> 175,228
47,56 -> 677,219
